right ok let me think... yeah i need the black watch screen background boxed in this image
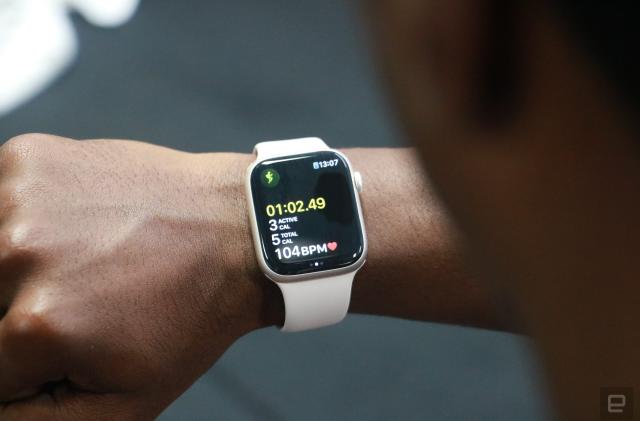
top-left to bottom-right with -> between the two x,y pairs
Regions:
250,151 -> 364,276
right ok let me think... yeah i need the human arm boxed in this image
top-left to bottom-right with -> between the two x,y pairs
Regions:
341,148 -> 506,329
0,134 -> 504,420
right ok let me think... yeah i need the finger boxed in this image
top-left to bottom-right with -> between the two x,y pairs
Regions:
0,392 -> 131,421
0,134 -> 72,182
0,304 -> 67,403
0,224 -> 39,318
0,135 -> 38,180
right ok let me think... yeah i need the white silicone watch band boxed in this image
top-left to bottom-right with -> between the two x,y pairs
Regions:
254,137 -> 330,160
254,137 -> 356,332
277,272 -> 356,332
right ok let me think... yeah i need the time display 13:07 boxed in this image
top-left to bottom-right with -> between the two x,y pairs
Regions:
265,197 -> 326,217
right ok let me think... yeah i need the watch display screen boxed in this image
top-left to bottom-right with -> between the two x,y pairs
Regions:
250,151 -> 364,276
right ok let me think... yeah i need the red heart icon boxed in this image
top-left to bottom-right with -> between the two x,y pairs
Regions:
327,242 -> 338,251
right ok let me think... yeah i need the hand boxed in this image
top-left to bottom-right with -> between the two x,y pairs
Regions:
0,134 -> 279,420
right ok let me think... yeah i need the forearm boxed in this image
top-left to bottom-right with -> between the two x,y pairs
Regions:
219,147 -> 509,332
345,148 -> 506,329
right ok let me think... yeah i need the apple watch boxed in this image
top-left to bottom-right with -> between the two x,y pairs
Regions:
246,137 -> 367,332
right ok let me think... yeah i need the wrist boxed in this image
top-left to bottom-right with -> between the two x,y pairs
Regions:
192,152 -> 284,336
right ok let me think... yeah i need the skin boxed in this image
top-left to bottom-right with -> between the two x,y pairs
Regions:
0,137 -> 498,419
0,137 -> 279,419
1,0 -> 636,419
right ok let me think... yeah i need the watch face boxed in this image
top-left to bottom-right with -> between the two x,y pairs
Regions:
250,151 -> 365,276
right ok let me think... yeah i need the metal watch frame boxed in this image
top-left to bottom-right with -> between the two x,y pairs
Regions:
245,149 -> 367,284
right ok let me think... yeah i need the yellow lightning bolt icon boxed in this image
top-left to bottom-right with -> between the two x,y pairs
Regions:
265,170 -> 274,184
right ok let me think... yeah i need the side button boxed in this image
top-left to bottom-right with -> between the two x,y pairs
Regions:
353,171 -> 363,193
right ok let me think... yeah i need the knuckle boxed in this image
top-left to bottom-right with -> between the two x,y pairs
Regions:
0,136 -> 38,172
2,134 -> 40,159
1,309 -> 59,352
0,222 -> 44,265
0,133 -> 68,166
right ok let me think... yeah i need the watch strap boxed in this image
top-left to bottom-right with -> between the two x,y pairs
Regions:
277,272 -> 357,332
254,137 -> 329,161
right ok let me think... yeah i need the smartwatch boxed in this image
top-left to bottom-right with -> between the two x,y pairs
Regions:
246,137 -> 367,332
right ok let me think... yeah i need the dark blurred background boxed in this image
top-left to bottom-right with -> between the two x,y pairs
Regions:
0,1 -> 552,419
